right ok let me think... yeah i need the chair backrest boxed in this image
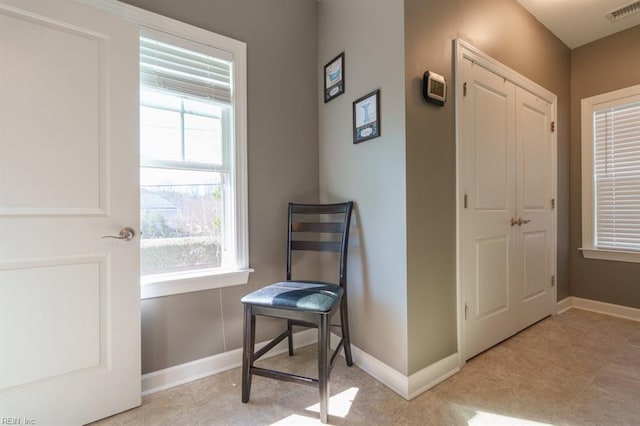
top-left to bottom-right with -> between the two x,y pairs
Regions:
286,202 -> 354,287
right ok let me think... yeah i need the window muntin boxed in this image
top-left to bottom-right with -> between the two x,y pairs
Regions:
581,84 -> 640,263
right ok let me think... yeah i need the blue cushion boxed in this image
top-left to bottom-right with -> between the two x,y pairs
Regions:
241,281 -> 343,313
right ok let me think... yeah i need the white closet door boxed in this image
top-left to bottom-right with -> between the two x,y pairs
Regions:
0,1 -> 140,424
461,58 -> 518,360
515,88 -> 553,329
460,57 -> 554,360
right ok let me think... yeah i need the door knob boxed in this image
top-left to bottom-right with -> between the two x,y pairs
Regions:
102,227 -> 136,241
518,218 -> 531,225
510,218 -> 518,227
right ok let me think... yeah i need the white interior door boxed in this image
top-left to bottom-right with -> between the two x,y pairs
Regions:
461,59 -> 518,359
0,1 -> 140,424
460,57 -> 554,360
515,88 -> 553,329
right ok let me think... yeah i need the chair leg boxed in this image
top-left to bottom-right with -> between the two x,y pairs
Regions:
340,296 -> 354,366
241,304 -> 255,403
287,319 -> 294,356
318,314 -> 330,424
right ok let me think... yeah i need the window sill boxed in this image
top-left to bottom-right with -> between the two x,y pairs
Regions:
140,268 -> 254,299
580,248 -> 640,264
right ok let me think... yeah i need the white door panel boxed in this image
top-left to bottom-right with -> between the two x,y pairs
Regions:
522,232 -> 547,300
466,236 -> 514,357
461,59 -> 517,359
0,0 -> 140,424
520,106 -> 547,210
518,91 -> 551,213
476,236 -> 510,318
516,88 -> 553,329
473,83 -> 512,211
0,260 -> 102,390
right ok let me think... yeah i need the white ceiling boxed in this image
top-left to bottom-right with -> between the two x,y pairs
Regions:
516,0 -> 640,49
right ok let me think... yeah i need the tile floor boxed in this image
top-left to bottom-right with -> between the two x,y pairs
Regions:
93,308 -> 640,425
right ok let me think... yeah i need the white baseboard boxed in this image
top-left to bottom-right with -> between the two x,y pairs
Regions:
407,353 -> 460,400
559,296 -> 640,322
141,328 -> 317,396
556,297 -> 573,314
334,335 -> 408,398
143,330 -> 460,401
329,334 -> 459,400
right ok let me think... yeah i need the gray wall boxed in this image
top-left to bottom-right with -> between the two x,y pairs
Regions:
318,0 -> 409,374
570,25 -> 640,308
403,0 -> 571,373
120,0 -> 319,374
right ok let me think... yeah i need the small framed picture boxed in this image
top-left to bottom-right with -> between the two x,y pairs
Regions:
324,52 -> 345,103
353,89 -> 380,144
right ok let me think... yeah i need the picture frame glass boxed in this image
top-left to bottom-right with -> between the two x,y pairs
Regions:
353,90 -> 380,143
324,53 -> 344,102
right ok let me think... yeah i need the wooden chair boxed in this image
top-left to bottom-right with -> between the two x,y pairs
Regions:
241,202 -> 354,424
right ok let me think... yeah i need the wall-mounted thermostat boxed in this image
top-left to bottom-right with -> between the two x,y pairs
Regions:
423,71 -> 446,106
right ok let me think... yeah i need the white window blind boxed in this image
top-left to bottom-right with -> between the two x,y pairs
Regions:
140,29 -> 232,105
594,101 -> 640,251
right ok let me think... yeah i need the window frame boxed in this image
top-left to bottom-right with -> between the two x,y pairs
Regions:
83,0 -> 251,298
581,84 -> 640,264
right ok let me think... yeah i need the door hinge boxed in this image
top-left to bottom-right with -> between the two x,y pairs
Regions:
551,275 -> 556,287
551,198 -> 555,209
465,303 -> 469,320
464,193 -> 468,209
463,82 -> 467,97
551,121 -> 555,132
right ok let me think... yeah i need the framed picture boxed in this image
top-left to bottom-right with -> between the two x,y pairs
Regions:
324,52 -> 345,103
353,89 -> 380,144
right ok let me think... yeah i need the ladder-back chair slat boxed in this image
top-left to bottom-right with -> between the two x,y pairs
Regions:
290,203 -> 350,214
291,240 -> 341,252
291,222 -> 344,233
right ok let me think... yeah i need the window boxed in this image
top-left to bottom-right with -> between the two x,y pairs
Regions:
139,26 -> 249,298
581,84 -> 640,263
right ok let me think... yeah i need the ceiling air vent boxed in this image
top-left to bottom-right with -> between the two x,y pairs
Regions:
606,0 -> 640,21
